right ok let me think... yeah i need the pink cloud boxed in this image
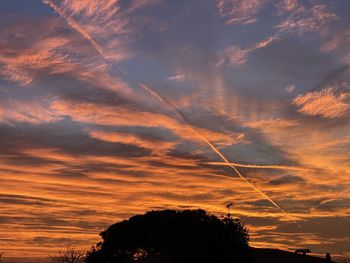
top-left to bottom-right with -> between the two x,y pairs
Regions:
217,36 -> 278,67
217,45 -> 249,67
276,0 -> 299,13
277,4 -> 337,35
217,0 -> 267,25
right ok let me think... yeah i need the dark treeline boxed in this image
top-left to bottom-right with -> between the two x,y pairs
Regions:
49,209 -> 251,263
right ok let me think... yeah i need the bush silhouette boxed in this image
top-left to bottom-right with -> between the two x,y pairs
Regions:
85,209 -> 251,263
50,247 -> 85,263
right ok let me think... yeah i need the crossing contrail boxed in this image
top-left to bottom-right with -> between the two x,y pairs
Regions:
207,162 -> 311,172
43,0 -> 106,60
140,83 -> 301,228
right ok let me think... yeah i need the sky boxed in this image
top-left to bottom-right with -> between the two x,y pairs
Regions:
0,0 -> 350,261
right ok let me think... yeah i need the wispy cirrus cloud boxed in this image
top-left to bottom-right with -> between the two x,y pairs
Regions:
321,31 -> 350,54
43,0 -> 107,60
0,30 -> 75,86
321,30 -> 350,65
50,99 -> 237,146
292,87 -> 350,118
277,4 -> 337,35
246,118 -> 299,130
217,45 -> 250,67
0,17 -> 135,101
43,0 -> 158,62
167,73 -> 186,82
276,0 -> 299,13
0,99 -> 61,125
216,0 -> 267,25
217,36 -> 278,67
217,2 -> 337,67
87,129 -> 176,154
0,18 -> 108,85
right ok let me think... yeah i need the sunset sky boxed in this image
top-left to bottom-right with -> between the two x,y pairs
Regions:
1,0 -> 350,261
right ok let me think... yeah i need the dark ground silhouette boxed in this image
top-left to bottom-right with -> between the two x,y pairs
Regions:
85,209 -> 251,263
251,248 -> 335,263
45,209 -> 337,263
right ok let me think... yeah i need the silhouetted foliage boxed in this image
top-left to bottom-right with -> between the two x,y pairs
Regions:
50,247 -> 85,263
85,209 -> 251,263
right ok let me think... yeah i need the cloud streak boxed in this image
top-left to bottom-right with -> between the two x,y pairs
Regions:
207,162 -> 312,172
43,0 -> 106,60
87,129 -> 175,154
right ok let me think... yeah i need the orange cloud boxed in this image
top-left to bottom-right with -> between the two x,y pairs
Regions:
292,88 -> 349,118
246,118 -> 299,129
43,0 -> 156,62
87,129 -> 176,154
50,100 -> 237,146
0,35 -> 74,86
0,18 -> 134,99
0,99 -> 61,125
1,143 -> 278,258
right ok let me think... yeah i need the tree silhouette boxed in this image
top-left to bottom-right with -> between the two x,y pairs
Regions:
85,209 -> 251,263
50,247 -> 85,263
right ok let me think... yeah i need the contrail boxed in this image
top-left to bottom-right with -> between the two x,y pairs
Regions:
207,162 -> 311,172
43,0 -> 106,60
140,83 -> 301,228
